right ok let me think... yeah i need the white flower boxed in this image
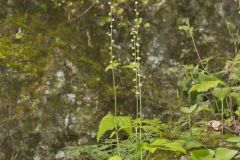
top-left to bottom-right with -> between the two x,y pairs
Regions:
56,71 -> 64,78
67,93 -> 76,103
55,151 -> 65,159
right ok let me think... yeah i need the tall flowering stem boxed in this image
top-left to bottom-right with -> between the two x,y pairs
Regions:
108,0 -> 120,156
131,0 -> 143,158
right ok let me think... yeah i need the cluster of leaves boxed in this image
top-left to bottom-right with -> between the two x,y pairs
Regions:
66,113 -> 240,159
179,55 -> 240,120
66,54 -> 240,159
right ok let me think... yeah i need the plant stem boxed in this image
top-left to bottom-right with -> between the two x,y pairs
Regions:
109,0 -> 120,156
221,99 -> 224,135
134,1 -> 143,159
112,69 -> 117,116
112,68 -> 120,155
190,32 -> 205,69
188,114 -> 192,136
114,123 -> 120,156
133,23 -> 139,136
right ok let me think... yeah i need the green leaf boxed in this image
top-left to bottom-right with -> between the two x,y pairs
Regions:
185,140 -> 203,150
115,116 -> 132,135
117,0 -> 126,3
212,88 -> 231,100
142,139 -> 169,153
190,149 -> 214,160
142,143 -> 157,153
143,138 -> 186,154
109,155 -> 122,160
105,61 -> 121,72
236,108 -> 240,116
162,141 -> 186,154
229,92 -> 240,105
97,113 -> 115,142
191,127 -> 204,136
196,104 -> 212,113
181,104 -> 197,114
109,131 -> 116,138
214,148 -> 237,160
123,62 -> 140,69
189,80 -> 220,93
226,136 -> 240,143
190,148 -> 238,160
179,77 -> 192,91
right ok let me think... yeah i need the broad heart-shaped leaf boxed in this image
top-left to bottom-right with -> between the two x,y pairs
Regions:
212,87 -> 231,100
190,149 -> 214,160
191,148 -> 238,160
97,114 -> 132,142
114,116 -> 132,135
214,148 -> 238,160
189,80 -> 221,93
97,113 -> 115,142
108,155 -> 122,160
123,62 -> 140,69
226,136 -> 240,143
181,104 -> 197,114
143,138 -> 186,154
105,61 -> 121,72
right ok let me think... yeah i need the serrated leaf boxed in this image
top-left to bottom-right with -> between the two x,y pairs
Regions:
189,80 -> 220,93
105,61 -> 121,72
97,113 -> 115,142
